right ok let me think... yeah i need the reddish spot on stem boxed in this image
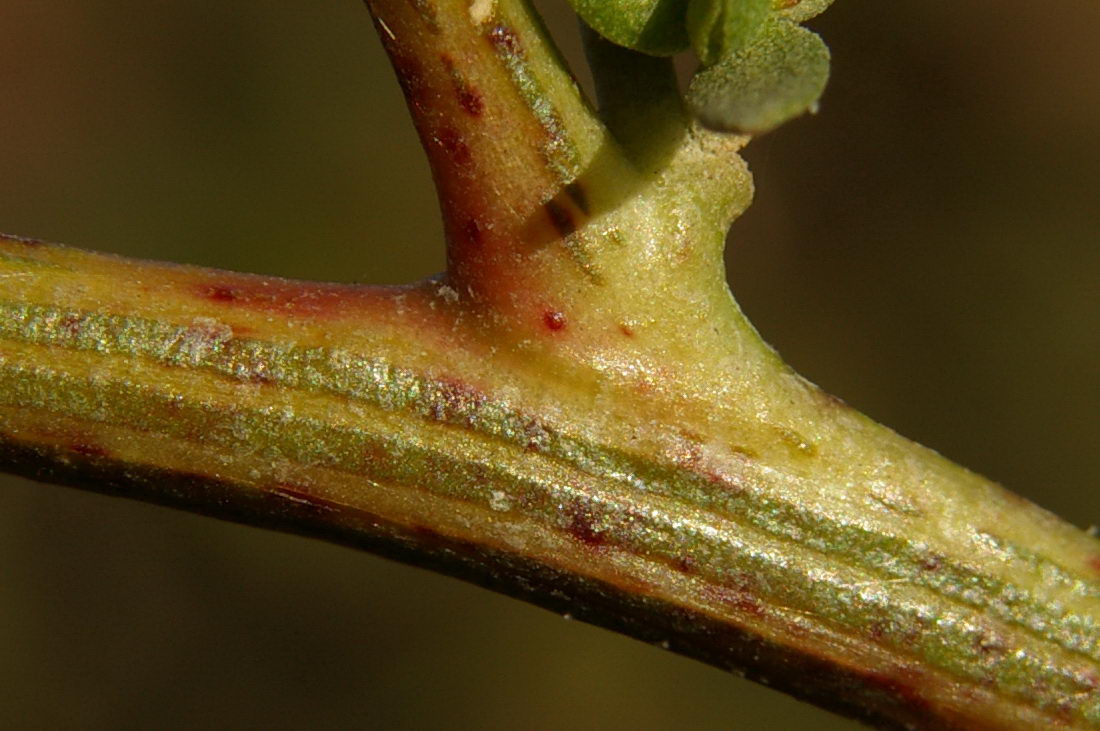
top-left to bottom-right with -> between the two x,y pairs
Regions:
1088,555 -> 1100,576
522,418 -> 549,451
206,286 -> 237,303
543,310 -> 566,332
704,583 -> 764,618
487,24 -> 520,55
59,313 -> 83,337
974,629 -> 1006,658
194,280 -> 371,319
675,555 -> 697,574
70,442 -> 109,459
732,594 -> 764,617
436,127 -> 472,167
411,524 -> 446,542
439,54 -> 484,117
920,555 -> 943,572
673,434 -> 751,494
463,217 -> 484,246
566,506 -> 606,548
362,441 -> 390,467
458,87 -> 484,116
244,368 -> 273,385
619,324 -> 634,337
429,378 -> 488,426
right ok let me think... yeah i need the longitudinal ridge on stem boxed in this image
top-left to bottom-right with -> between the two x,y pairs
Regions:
3,2 -> 1100,729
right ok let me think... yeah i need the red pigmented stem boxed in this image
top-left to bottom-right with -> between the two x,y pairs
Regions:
365,0 -> 621,309
543,309 -> 567,331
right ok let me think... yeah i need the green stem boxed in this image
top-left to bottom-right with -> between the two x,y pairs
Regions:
3,2 -> 1100,729
581,24 -> 688,172
5,233 -> 1100,728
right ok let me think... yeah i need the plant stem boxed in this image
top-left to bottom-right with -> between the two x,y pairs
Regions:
580,24 -> 687,171
2,1 -> 1100,728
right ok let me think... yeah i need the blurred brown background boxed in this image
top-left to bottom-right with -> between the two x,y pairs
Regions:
1,1 -> 1097,728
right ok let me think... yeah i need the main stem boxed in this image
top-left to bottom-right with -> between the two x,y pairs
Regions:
2,1 -> 1099,728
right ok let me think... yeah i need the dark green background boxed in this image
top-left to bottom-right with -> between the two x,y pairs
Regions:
1,1 -> 1097,728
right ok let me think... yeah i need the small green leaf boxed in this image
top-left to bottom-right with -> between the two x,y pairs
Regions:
773,0 -> 835,23
687,0 -> 770,66
570,0 -> 690,56
687,18 -> 829,134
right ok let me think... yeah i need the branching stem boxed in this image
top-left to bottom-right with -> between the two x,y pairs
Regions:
1,2 -> 1099,728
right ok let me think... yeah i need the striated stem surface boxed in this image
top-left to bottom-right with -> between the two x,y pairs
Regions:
2,1 -> 1100,728
4,233 -> 1100,728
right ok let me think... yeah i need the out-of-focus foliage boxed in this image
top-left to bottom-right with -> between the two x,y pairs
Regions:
570,0 -> 831,132
570,0 -> 689,56
687,0 -> 770,65
688,18 -> 829,132
775,0 -> 834,24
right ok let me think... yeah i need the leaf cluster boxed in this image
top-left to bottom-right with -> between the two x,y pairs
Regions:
570,0 -> 833,133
